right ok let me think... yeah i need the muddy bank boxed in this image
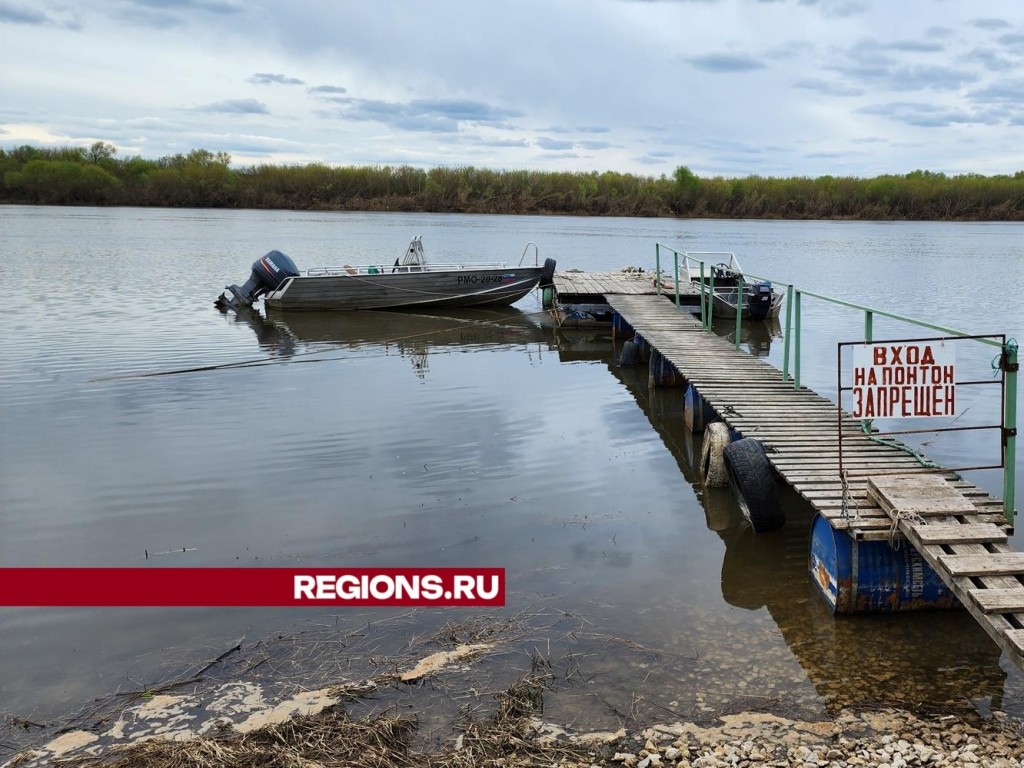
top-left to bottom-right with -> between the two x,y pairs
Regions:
3,609 -> 1023,766
8,675 -> 1024,767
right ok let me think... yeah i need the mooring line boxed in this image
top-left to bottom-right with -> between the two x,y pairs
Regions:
89,308 -> 553,382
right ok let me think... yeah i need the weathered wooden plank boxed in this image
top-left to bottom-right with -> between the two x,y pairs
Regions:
967,588 -> 1024,614
868,474 -> 978,516
1006,630 -> 1024,656
908,522 -> 1007,545
940,553 -> 1024,577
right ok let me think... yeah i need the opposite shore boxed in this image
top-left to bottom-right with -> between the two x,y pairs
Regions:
3,143 -> 1024,221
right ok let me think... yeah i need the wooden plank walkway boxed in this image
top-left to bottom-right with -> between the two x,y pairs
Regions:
606,290 -> 1024,663
603,292 -> 1009,541
553,270 -> 700,299
605,292 -> 1022,664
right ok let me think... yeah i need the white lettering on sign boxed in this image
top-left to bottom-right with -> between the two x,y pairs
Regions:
850,342 -> 956,419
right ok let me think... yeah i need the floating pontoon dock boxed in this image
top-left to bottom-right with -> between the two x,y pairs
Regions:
551,256 -> 1022,665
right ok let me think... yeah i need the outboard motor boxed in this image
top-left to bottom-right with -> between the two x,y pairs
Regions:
747,281 -> 774,320
215,250 -> 300,311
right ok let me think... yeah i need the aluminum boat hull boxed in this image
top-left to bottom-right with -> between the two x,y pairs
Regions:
264,266 -> 545,312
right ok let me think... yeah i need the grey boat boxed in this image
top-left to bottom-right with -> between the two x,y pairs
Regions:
216,236 -> 556,313
683,251 -> 783,321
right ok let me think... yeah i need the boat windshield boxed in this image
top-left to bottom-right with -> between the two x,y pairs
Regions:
683,251 -> 742,283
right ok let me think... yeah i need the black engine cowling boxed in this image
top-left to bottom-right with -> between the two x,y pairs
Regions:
215,250 -> 300,311
746,281 -> 774,320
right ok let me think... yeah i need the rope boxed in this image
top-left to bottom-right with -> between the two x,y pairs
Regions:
888,508 -> 926,551
859,419 -> 941,469
993,338 -> 1019,377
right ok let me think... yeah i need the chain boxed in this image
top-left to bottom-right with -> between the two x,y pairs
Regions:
888,509 -> 926,551
840,469 -> 860,522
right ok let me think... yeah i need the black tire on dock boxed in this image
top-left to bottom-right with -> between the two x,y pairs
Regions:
539,258 -> 556,287
723,438 -> 784,533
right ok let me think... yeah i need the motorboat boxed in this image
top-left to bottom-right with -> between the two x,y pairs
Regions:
215,236 -> 555,312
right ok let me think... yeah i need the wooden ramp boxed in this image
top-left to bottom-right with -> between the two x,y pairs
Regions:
868,475 -> 1024,661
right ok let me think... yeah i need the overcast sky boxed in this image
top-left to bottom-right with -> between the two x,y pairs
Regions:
2,0 -> 1023,177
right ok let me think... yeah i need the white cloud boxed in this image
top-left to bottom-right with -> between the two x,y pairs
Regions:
2,0 -> 1024,176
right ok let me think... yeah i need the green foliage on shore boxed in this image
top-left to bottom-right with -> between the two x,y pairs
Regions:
3,142 -> 1024,220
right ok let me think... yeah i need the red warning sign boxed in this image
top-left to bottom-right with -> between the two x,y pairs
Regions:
851,342 -> 956,419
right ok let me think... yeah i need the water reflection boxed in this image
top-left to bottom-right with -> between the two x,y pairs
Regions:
712,316 -> 781,358
581,331 -> 1010,716
225,305 -> 555,378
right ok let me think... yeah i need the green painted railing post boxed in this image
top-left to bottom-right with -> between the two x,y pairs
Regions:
734,274 -> 744,350
674,251 -> 680,309
699,261 -> 707,328
1004,342 -> 1018,523
794,290 -> 802,389
783,284 -> 793,381
655,244 -> 662,296
708,272 -> 715,328
861,311 -> 875,433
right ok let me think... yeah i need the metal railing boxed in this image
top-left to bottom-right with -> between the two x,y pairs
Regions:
654,242 -> 1018,522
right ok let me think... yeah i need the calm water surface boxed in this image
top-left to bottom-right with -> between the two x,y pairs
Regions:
2,207 -> 1023,729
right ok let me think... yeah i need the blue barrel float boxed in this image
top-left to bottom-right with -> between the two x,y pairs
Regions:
809,514 -> 959,613
684,384 -> 718,432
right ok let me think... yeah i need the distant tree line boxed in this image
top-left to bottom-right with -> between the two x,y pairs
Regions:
3,142 -> 1024,220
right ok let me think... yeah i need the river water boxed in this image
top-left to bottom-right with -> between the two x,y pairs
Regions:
2,206 -> 1023,730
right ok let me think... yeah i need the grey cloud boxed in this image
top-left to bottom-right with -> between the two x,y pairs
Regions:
0,1 -> 80,28
577,125 -> 610,133
249,73 -> 305,86
858,102 -> 998,128
797,0 -> 868,18
996,32 -> 1024,52
129,0 -> 244,14
830,41 -> 979,92
109,0 -> 241,28
535,138 -> 575,150
795,78 -> 865,96
687,52 -> 766,72
308,85 -> 348,95
646,151 -> 675,158
971,18 -> 1012,31
926,26 -> 954,38
322,97 -> 520,133
881,40 -> 945,53
578,140 -> 614,150
962,48 -> 1016,72
194,98 -> 269,114
467,137 -> 530,148
887,65 -> 979,91
408,99 -> 521,121
533,152 -> 579,160
968,79 -> 1024,104
634,154 -> 668,165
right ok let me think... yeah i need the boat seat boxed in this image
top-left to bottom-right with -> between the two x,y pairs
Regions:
344,264 -> 357,275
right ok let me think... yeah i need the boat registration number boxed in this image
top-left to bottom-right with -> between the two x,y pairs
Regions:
457,275 -> 509,285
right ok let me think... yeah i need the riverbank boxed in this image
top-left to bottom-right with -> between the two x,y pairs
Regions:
4,610 -> 1023,767
9,667 -> 1024,767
